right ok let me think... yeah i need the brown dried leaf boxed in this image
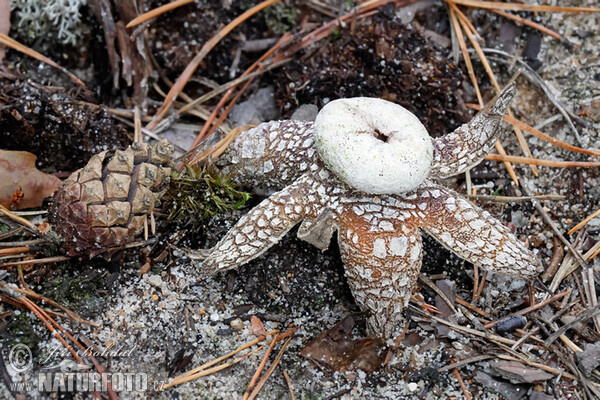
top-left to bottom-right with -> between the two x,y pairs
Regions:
250,315 -> 266,337
0,0 -> 9,62
0,150 -> 62,210
299,316 -> 385,373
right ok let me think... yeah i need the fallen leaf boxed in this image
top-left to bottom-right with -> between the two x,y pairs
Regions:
0,0 -> 9,62
250,315 -> 266,336
0,150 -> 62,210
299,316 -> 385,373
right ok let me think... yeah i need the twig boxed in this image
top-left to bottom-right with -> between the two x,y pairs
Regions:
483,290 -> 570,329
282,368 -> 296,400
178,330 -> 277,379
242,333 -> 279,400
0,256 -> 70,268
247,336 -> 293,400
448,4 -> 520,184
568,208 -> 600,235
454,5 -> 537,178
0,205 -> 37,230
475,270 -> 487,302
410,305 -> 521,347
485,154 -> 600,168
0,282 -> 99,327
162,346 -> 264,389
0,247 -> 30,257
30,299 -> 118,400
455,297 -> 490,318
450,358 -> 472,400
541,237 -> 565,283
419,274 -> 456,313
465,194 -> 565,203
496,354 -> 578,381
178,58 -> 290,115
438,355 -> 493,372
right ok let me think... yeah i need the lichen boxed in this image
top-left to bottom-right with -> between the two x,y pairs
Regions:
10,0 -> 90,46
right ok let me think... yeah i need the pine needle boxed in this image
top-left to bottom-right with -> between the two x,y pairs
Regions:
450,0 -> 600,13
467,103 -> 600,157
490,9 -> 563,42
485,154 -> 600,168
126,0 -> 195,28
146,0 -> 281,131
0,33 -> 85,87
568,208 -> 600,235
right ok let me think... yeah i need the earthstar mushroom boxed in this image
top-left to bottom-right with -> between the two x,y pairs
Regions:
194,83 -> 542,341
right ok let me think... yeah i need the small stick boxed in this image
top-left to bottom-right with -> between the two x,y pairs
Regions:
496,354 -> 578,381
541,237 -> 565,283
0,256 -> 70,268
0,239 -> 48,247
484,290 -> 570,329
545,304 -> 600,347
247,337 -> 293,400
32,300 -> 118,400
455,297 -> 490,318
0,283 -> 99,327
456,7 -> 538,177
568,208 -> 600,235
178,330 -> 278,379
511,326 -> 540,350
0,247 -> 30,257
384,322 -> 410,366
419,274 -> 456,313
242,333 -> 279,400
0,205 -> 36,230
162,346 -> 264,389
473,264 -> 479,301
475,271 -> 487,301
465,194 -> 565,203
438,355 -> 493,372
12,210 -> 47,216
282,369 -> 296,400
450,358 -> 472,400
410,305 -> 521,347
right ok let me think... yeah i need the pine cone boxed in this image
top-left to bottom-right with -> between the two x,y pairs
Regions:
49,140 -> 174,257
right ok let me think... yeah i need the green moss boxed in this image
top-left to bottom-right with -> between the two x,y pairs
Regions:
41,267 -> 107,319
163,164 -> 251,230
263,3 -> 298,35
1,311 -> 43,351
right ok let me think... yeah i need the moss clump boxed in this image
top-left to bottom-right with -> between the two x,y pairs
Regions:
164,164 -> 251,230
1,311 -> 43,351
41,266 -> 107,319
263,3 -> 298,35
